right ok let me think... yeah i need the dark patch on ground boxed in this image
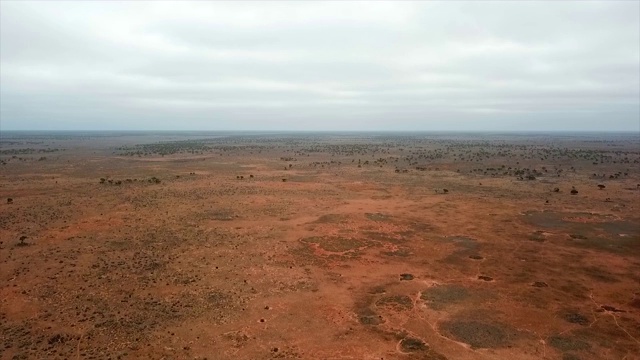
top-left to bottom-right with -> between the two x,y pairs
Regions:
522,211 -> 567,229
398,337 -> 449,359
375,295 -> 413,311
355,288 -> 415,327
355,300 -> 385,326
421,285 -> 470,310
523,211 -> 640,255
561,311 -> 590,326
478,275 -> 493,281
468,255 -> 483,260
440,236 -> 482,270
440,320 -> 515,349
400,273 -> 414,281
597,221 -> 640,237
368,286 -> 386,295
548,335 -> 591,352
359,313 -> 385,325
569,234 -> 640,255
400,337 -> 426,352
409,222 -> 437,233
532,281 -> 548,288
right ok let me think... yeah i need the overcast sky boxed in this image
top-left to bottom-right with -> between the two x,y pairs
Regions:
1,1 -> 638,131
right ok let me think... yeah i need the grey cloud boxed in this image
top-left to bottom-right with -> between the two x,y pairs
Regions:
1,1 -> 638,131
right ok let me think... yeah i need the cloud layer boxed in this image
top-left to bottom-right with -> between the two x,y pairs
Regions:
1,1 -> 638,131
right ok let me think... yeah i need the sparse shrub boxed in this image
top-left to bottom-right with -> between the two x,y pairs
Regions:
99,178 -> 106,184
18,236 -> 27,246
597,184 -> 605,189
7,198 -> 13,204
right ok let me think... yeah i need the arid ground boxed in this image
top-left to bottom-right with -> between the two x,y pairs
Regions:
1,131 -> 639,360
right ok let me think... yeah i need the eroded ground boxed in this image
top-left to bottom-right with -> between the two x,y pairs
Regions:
1,132 -> 639,359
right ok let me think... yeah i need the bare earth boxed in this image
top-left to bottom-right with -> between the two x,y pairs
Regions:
1,132 -> 639,360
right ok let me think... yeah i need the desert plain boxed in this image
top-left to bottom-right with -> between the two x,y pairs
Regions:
1,131 -> 639,360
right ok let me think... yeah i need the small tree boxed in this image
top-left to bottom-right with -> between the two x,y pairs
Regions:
18,236 -> 27,246
597,184 -> 605,190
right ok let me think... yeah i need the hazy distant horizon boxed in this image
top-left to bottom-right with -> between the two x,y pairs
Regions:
1,1 -> 639,132
2,128 -> 640,133
2,129 -> 639,135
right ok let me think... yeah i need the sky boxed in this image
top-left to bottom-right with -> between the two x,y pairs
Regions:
1,1 -> 639,132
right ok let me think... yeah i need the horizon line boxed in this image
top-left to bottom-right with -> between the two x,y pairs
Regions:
1,129 -> 639,134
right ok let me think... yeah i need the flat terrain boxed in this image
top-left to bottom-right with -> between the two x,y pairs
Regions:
1,131 -> 639,360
